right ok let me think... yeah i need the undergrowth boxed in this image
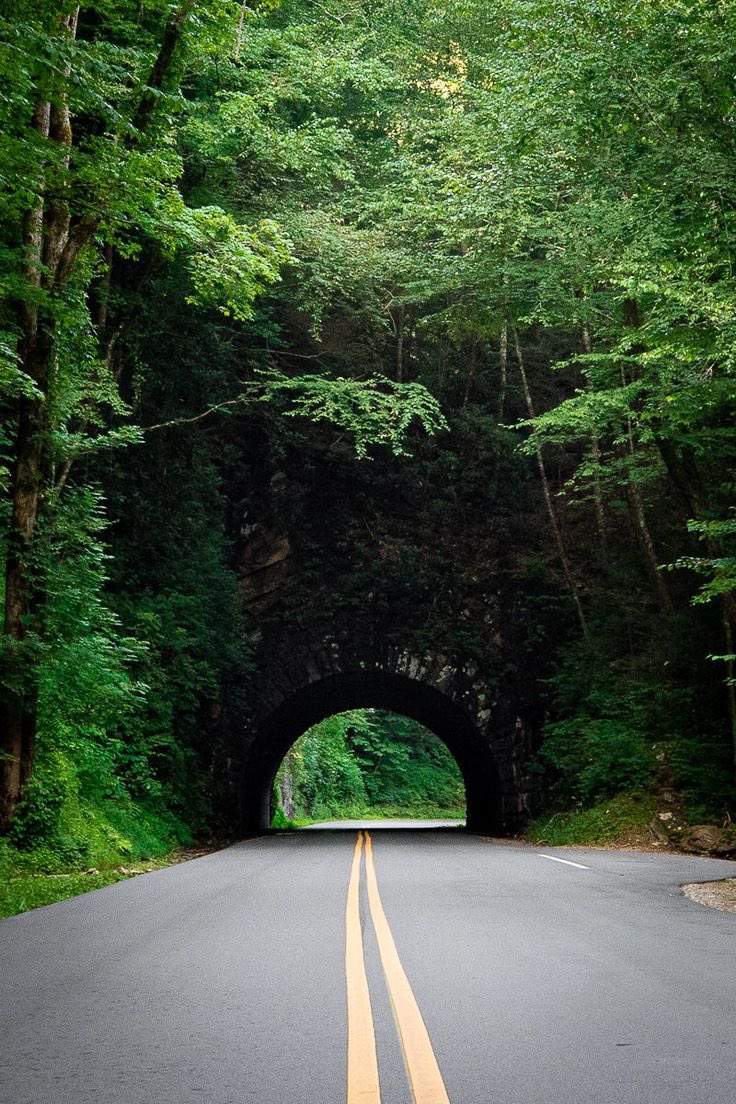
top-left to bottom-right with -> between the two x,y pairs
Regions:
526,791 -> 658,847
1,862 -> 136,920
1,782 -> 193,919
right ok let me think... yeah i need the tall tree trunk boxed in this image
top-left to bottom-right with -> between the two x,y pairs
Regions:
619,302 -> 672,615
497,324 -> 508,423
721,601 -> 736,778
490,325 -> 508,498
462,339 -> 478,406
395,305 -> 404,383
581,323 -> 607,559
512,330 -> 590,642
234,0 -> 249,59
0,62 -> 59,830
654,437 -> 708,521
618,365 -> 672,615
623,468 -> 673,615
1,314 -> 58,829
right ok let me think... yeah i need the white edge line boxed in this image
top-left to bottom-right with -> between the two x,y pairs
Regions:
538,853 -> 590,869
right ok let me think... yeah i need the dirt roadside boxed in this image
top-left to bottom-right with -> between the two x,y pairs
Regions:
682,879 -> 736,914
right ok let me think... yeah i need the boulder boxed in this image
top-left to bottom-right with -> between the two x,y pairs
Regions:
682,824 -> 736,856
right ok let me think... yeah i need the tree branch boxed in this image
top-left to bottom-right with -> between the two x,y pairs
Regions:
142,391 -> 261,433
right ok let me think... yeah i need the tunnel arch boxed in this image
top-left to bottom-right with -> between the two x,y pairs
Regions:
241,669 -> 502,833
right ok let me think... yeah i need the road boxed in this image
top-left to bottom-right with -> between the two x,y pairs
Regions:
303,818 -> 464,829
1,829 -> 735,1104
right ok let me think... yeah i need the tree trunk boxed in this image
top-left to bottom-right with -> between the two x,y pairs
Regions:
497,324 -> 508,422
234,0 -> 249,59
395,305 -> 404,383
618,304 -> 672,615
0,334 -> 52,831
654,437 -> 708,521
512,330 -> 590,642
0,76 -> 58,832
462,339 -> 478,406
721,600 -> 736,778
623,470 -> 672,615
619,366 -> 672,615
581,323 -> 607,559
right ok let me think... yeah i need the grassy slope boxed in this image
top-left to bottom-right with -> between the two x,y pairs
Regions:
1,865 -> 149,919
1,793 -> 195,920
526,791 -> 658,847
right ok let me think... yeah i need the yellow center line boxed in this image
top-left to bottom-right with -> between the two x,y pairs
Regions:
363,831 -> 451,1104
346,831 -> 381,1104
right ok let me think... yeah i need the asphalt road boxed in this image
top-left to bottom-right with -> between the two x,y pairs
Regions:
303,818 -> 464,829
1,830 -> 735,1104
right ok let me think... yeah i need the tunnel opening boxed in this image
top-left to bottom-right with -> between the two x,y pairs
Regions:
241,669 -> 502,833
273,708 -> 466,827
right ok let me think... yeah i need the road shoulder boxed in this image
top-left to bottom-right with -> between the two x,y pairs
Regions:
683,878 -> 736,913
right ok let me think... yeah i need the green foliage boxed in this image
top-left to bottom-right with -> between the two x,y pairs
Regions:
103,433 -> 254,834
35,488 -> 143,743
539,719 -> 655,807
528,792 -> 658,848
159,204 -> 292,321
9,753 -> 72,851
275,710 -> 465,823
533,643 -> 672,807
670,734 -> 734,823
270,806 -> 297,830
278,713 -> 368,822
0,822 -> 191,919
0,868 -> 131,921
534,623 -> 734,821
2,470 -> 206,859
257,373 -> 448,458
2,741 -> 192,917
676,517 -> 736,607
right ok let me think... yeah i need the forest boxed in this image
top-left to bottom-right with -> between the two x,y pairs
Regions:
1,0 -> 735,912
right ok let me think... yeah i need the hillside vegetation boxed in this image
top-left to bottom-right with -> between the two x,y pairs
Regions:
274,711 -> 465,825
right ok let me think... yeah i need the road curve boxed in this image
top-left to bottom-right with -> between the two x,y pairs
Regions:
1,831 -> 735,1104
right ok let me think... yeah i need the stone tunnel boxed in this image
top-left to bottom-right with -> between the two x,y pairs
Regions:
238,633 -> 537,835
231,453 -> 546,836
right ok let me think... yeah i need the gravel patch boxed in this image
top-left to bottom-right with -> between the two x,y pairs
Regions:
683,878 -> 736,913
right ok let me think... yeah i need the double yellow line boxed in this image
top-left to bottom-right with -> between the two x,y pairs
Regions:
345,831 -> 451,1104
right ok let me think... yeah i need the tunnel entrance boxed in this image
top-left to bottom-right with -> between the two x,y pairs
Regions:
241,670 -> 502,833
273,708 -> 466,827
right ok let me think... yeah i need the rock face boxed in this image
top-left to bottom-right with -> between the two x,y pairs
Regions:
228,442 -> 551,835
682,825 -> 736,856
